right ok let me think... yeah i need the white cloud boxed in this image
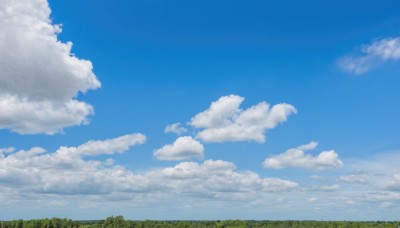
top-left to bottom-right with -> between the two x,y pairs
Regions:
342,152 -> 400,190
0,134 -> 146,195
310,175 -> 323,180
0,97 -> 94,134
0,138 -> 298,199
310,184 -> 340,191
263,141 -> 343,170
190,95 -> 296,143
338,37 -> 400,75
59,133 -> 147,157
339,172 -> 369,185
342,191 -> 400,207
154,136 -> 204,161
190,95 -> 244,129
149,160 -> 298,195
0,147 -> 15,155
332,152 -> 400,208
383,174 -> 400,191
164,123 -> 187,135
2,140 -> 400,219
0,0 -> 100,134
379,202 -> 394,209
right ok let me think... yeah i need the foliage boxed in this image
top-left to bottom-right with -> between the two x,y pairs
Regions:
0,216 -> 399,228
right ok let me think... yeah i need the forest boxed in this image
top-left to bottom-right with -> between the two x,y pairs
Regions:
0,216 -> 399,228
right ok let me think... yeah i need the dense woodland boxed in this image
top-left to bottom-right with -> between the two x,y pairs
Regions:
0,216 -> 399,228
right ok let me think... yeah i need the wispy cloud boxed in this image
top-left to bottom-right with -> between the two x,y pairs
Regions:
164,122 -> 188,135
339,172 -> 369,185
383,174 -> 400,191
310,184 -> 340,192
59,133 -> 146,157
338,37 -> 400,75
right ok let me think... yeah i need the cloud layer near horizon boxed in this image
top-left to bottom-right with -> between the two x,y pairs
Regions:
0,135 -> 298,199
0,0 -> 100,134
1,136 -> 399,219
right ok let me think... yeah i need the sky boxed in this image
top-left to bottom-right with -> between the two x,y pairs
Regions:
0,0 -> 400,221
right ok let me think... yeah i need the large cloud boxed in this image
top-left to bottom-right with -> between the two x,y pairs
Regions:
0,133 -> 146,194
190,95 -> 296,143
0,0 -> 100,134
263,141 -> 343,170
154,136 -> 204,161
0,138 -> 298,198
2,140 -> 400,218
152,160 -> 299,195
338,37 -> 400,75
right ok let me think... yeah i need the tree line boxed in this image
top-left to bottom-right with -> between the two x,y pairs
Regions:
0,216 -> 399,228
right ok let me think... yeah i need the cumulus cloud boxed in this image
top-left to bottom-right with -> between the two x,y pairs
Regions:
0,0 -> 100,134
154,136 -> 204,161
0,138 -> 298,199
0,147 -> 15,154
2,139 -> 400,217
0,134 -> 146,194
263,141 -> 343,170
338,37 -> 400,75
190,95 -> 296,143
0,97 -> 94,134
153,160 -> 299,195
164,123 -> 187,135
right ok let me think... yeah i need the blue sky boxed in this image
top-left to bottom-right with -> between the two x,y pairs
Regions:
0,0 -> 400,220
